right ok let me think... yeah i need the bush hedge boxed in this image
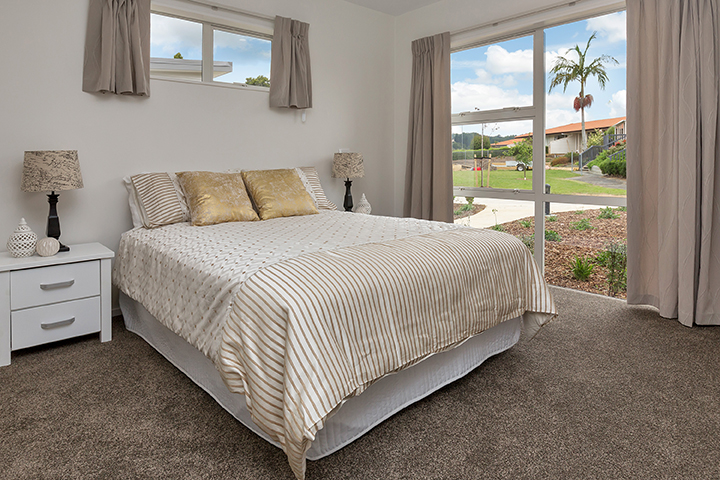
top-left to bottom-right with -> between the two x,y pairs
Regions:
587,147 -> 626,178
550,156 -> 570,166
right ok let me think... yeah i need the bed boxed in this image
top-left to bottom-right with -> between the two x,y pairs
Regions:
114,170 -> 556,479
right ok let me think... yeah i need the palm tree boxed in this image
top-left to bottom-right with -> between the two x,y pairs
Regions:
548,32 -> 618,151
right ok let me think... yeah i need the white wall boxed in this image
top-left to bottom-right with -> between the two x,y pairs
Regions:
0,0 -> 395,306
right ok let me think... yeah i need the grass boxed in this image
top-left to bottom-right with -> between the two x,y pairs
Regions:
453,169 -> 626,196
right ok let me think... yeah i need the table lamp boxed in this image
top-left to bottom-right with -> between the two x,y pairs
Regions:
332,152 -> 364,212
21,150 -> 83,252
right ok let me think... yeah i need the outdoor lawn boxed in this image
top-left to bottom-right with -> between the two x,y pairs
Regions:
453,169 -> 625,196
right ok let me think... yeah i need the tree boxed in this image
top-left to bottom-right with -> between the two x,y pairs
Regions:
548,32 -> 618,151
245,75 -> 270,87
513,139 -> 533,180
173,52 -> 183,59
472,134 -> 490,152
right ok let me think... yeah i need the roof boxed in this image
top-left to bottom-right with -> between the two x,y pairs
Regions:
491,138 -> 520,147
516,116 -> 626,138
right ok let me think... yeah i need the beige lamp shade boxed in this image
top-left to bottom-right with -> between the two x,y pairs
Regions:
22,150 -> 84,192
332,153 -> 364,179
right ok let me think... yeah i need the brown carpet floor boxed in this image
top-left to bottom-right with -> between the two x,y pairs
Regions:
2,287 -> 720,479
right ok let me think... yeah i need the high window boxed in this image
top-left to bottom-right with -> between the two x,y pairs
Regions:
150,9 -> 272,88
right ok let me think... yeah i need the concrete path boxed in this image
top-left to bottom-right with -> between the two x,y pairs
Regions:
569,169 -> 627,190
455,198 -> 614,228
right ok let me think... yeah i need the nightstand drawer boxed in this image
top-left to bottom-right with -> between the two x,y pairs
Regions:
11,296 -> 101,350
11,261 -> 100,310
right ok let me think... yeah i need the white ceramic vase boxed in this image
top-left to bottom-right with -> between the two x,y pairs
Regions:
7,218 -> 37,258
354,194 -> 371,215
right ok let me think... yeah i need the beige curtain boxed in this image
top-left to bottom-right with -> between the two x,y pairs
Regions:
404,32 -> 452,223
82,0 -> 150,96
627,0 -> 720,326
269,16 -> 312,109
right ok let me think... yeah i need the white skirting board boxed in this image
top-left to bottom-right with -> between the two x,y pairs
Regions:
119,292 -> 522,460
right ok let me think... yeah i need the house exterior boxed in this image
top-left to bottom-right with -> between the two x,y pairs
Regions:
512,117 -> 626,155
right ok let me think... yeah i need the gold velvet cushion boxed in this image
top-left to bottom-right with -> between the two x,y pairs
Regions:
175,171 -> 259,226
242,169 -> 319,220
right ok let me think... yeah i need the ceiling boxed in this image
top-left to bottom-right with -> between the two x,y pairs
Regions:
343,0 -> 444,16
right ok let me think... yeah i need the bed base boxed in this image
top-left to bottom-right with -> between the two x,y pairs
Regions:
119,292 -> 522,460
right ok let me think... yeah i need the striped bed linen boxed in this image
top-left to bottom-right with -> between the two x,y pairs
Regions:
218,228 -> 555,479
113,211 -> 555,479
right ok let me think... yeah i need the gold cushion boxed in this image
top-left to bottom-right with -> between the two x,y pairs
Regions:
175,171 -> 259,226
242,169 -> 319,220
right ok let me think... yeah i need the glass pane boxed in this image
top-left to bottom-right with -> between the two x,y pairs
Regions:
452,120 -> 534,191
150,13 -> 203,81
545,11 -> 627,199
542,203 -> 627,298
213,29 -> 271,86
451,35 -> 533,114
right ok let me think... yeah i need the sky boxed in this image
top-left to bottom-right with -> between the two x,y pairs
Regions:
150,14 -> 271,84
451,11 -> 627,138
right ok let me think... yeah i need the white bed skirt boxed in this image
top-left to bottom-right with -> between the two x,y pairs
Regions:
119,292 -> 522,460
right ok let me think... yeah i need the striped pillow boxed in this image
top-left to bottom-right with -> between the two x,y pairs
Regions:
296,167 -> 338,210
130,173 -> 186,228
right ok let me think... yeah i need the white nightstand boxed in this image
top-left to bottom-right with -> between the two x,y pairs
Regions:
0,243 -> 114,367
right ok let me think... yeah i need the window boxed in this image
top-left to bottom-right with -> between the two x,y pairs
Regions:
150,10 -> 272,88
450,8 -> 627,293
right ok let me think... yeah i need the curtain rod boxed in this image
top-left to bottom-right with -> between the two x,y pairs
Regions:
171,0 -> 274,22
450,0 -> 598,37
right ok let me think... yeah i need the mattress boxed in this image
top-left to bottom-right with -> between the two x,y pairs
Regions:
113,211 -> 556,479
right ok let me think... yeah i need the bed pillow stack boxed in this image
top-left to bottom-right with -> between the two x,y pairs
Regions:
125,166 -> 336,228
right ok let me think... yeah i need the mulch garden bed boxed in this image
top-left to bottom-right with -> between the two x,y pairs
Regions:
453,203 -> 486,220
499,208 -> 627,298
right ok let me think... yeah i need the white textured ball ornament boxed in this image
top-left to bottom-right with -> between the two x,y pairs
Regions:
36,237 -> 61,257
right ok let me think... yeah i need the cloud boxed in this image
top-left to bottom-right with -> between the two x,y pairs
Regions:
150,14 -> 202,57
608,89 -> 627,116
586,11 -> 626,43
451,81 -> 532,113
485,45 -> 533,74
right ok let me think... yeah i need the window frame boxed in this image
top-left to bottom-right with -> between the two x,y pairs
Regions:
149,5 -> 273,91
450,5 -> 627,273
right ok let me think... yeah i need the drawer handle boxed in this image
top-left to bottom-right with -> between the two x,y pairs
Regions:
41,317 -> 76,329
40,279 -> 75,290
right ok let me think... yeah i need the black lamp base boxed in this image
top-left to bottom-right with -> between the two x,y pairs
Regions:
343,179 -> 354,212
47,191 -> 70,252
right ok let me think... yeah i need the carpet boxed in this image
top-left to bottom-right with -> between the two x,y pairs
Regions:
2,287 -> 719,479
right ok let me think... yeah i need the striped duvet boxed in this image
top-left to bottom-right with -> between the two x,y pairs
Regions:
113,211 -> 556,479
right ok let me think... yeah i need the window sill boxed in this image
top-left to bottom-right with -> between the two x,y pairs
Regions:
150,75 -> 270,93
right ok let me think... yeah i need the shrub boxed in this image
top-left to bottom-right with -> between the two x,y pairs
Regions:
545,230 -> 562,242
598,207 -> 619,219
519,219 -> 532,228
571,256 -> 595,281
490,224 -> 505,232
570,218 -> 594,231
546,215 -> 558,222
519,234 -> 535,255
604,241 -> 627,297
594,250 -> 610,267
616,206 -> 627,212
550,156 -> 570,166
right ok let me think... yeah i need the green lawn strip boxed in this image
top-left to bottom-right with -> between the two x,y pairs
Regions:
453,169 -> 625,197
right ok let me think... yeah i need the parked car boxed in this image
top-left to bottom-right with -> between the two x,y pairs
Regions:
505,160 -> 533,171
